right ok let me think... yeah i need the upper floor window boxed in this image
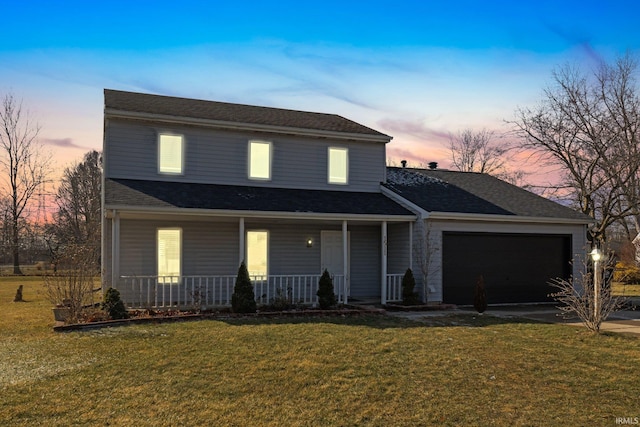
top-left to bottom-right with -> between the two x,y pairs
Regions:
158,134 -> 184,174
249,140 -> 271,180
328,147 -> 348,184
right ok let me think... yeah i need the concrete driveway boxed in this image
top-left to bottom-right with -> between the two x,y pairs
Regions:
388,302 -> 640,337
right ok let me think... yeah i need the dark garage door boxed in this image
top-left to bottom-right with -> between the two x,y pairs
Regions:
442,232 -> 572,305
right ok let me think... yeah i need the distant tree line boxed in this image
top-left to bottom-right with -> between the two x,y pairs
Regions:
0,91 -> 101,274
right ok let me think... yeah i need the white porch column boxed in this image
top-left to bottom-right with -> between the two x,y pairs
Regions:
111,210 -> 120,287
381,221 -> 388,304
239,217 -> 245,266
409,221 -> 413,270
342,220 -> 348,304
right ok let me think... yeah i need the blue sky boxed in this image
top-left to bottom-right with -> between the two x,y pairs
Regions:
1,0 -> 638,182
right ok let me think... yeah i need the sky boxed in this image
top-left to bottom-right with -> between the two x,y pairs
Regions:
1,0 -> 639,190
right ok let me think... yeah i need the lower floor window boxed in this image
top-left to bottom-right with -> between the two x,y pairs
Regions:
158,228 -> 181,283
247,230 -> 268,277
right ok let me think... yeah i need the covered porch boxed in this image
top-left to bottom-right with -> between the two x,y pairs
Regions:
104,210 -> 415,309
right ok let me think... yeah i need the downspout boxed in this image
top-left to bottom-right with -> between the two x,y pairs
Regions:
239,217 -> 245,267
381,221 -> 388,305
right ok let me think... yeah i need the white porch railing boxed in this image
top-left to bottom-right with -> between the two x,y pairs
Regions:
386,273 -> 404,302
117,274 -> 346,309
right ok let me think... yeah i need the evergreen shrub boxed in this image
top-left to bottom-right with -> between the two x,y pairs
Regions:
317,269 -> 337,309
232,262 -> 257,313
102,287 -> 128,320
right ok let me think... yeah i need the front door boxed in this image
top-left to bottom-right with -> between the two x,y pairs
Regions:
321,231 -> 350,296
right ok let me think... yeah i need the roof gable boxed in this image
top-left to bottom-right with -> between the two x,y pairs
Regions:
104,89 -> 390,141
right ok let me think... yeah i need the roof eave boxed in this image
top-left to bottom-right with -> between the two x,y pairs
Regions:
104,108 -> 392,143
104,204 -> 415,222
426,211 -> 593,225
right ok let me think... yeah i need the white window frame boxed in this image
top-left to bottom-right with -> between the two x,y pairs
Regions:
328,147 -> 349,184
157,228 -> 182,284
158,133 -> 184,175
246,230 -> 269,278
248,140 -> 272,180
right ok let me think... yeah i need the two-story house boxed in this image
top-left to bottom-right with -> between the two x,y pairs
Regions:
102,89 -> 592,308
102,89 -> 416,308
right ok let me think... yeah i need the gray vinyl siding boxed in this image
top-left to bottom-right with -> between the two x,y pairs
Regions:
387,222 -> 411,275
262,223 -> 322,275
105,216 -> 386,299
116,219 -> 239,279
105,118 -> 385,192
349,226 -> 381,299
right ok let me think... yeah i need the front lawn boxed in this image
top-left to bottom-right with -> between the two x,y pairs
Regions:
1,277 -> 639,426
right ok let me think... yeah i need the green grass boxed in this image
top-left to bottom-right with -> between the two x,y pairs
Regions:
1,277 -> 639,426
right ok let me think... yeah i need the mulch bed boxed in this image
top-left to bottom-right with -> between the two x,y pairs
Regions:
53,306 -> 386,332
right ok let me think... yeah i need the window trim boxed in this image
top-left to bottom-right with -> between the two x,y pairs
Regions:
158,133 -> 185,175
246,230 -> 269,278
328,146 -> 349,185
157,227 -> 182,284
248,140 -> 272,180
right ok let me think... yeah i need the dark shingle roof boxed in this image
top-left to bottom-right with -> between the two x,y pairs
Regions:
384,167 -> 591,221
104,89 -> 389,139
105,178 -> 414,217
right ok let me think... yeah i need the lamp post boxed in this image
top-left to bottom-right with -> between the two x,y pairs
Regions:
590,247 -> 602,322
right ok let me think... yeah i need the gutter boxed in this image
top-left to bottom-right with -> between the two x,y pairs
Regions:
425,210 -> 594,225
103,204 -> 416,223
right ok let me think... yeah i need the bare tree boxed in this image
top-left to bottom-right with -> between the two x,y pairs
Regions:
414,221 -> 440,303
448,128 -> 508,174
51,150 -> 101,258
510,54 -> 640,245
549,255 -> 626,333
0,93 -> 51,274
447,128 -> 527,186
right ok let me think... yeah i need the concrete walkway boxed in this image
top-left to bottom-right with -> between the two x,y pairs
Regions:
388,304 -> 640,337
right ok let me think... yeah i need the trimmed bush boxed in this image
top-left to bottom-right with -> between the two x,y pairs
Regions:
614,262 -> 640,284
102,287 -> 128,320
474,275 -> 487,314
402,268 -> 420,305
317,269 -> 337,309
232,262 -> 257,313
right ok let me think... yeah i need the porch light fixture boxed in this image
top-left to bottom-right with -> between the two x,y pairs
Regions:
590,247 -> 602,321
306,238 -> 313,248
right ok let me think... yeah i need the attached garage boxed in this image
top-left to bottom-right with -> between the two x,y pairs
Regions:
442,232 -> 572,305
383,167 -> 592,305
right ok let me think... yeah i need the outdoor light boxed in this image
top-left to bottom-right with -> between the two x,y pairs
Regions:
306,238 -> 313,248
590,247 -> 602,321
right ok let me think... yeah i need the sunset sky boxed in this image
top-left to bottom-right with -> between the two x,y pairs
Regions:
1,0 -> 639,190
